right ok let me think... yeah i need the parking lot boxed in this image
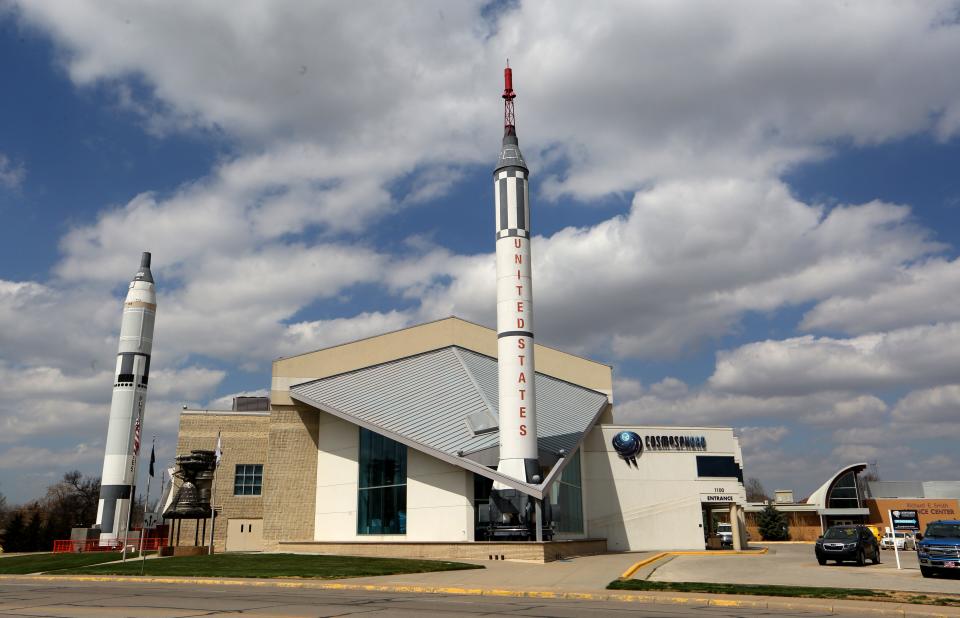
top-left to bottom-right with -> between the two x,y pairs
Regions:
646,543 -> 960,595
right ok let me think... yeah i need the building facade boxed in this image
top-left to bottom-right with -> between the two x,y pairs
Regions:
169,317 -> 747,558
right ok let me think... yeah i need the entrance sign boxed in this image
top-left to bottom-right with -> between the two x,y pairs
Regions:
891,510 -> 919,530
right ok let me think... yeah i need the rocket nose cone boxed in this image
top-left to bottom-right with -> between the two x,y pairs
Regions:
134,251 -> 154,283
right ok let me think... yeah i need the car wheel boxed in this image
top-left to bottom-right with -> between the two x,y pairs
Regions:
920,566 -> 933,578
872,548 -> 880,564
856,549 -> 866,566
817,557 -> 826,565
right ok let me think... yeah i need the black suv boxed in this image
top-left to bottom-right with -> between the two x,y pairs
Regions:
815,525 -> 880,566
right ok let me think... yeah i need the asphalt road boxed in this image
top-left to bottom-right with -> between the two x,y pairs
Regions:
649,543 -> 960,594
0,579 -> 871,618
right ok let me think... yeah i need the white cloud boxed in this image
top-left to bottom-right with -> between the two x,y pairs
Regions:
710,322 -> 960,397
802,258 -> 960,334
0,153 -> 25,189
892,384 -> 960,423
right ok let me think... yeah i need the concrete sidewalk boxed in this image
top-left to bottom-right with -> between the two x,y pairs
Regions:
334,551 -> 648,593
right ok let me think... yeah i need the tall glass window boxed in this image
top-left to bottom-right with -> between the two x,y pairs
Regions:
357,428 -> 407,535
550,450 -> 584,534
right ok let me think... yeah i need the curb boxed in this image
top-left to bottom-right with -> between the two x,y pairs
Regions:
619,547 -> 769,579
2,574 -> 959,616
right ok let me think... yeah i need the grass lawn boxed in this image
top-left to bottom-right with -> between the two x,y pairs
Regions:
608,579 -> 960,607
0,552 -> 133,574
59,552 -> 483,579
608,579 -> 886,599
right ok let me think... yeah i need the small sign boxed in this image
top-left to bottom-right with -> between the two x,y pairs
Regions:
891,509 -> 919,530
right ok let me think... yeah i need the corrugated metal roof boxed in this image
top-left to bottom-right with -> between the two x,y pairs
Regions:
289,345 -> 608,464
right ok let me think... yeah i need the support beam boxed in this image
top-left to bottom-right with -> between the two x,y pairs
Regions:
534,499 -> 543,542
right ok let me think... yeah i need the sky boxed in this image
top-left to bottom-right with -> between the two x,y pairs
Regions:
2,1 -> 960,505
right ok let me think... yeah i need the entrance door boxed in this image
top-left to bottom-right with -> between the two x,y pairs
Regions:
226,518 -> 264,552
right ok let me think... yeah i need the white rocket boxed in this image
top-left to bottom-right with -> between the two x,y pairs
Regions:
95,252 -> 156,544
493,65 -> 540,486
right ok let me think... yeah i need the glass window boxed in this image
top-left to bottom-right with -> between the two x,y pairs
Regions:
550,450 -> 584,534
233,464 -> 263,496
357,428 -> 407,535
826,471 -> 861,509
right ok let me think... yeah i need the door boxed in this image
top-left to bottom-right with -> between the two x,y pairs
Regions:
226,518 -> 264,552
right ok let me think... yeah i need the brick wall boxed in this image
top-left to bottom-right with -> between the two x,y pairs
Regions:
262,403 -> 320,548
170,411 -> 269,551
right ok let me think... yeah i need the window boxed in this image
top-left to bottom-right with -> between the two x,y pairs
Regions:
696,456 -> 744,482
357,428 -> 407,535
826,471 -> 860,509
550,450 -> 584,534
234,464 -> 263,496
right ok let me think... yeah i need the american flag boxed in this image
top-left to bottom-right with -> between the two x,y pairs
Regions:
133,417 -> 142,456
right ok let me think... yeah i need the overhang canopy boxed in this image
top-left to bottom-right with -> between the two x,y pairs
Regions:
289,346 -> 609,499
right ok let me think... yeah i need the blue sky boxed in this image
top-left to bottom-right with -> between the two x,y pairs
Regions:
2,1 -> 960,504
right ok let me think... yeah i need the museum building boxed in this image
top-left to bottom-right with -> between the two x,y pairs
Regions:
169,317 -> 748,560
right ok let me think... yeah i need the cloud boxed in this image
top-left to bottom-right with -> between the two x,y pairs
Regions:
0,153 -> 25,189
710,322 -> 960,397
415,179 -> 937,359
892,384 -> 960,423
802,258 -> 960,334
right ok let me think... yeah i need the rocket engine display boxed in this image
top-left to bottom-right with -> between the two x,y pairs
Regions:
95,252 -> 156,546
488,64 -> 549,540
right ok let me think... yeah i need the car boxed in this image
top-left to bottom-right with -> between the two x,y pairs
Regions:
815,525 -> 881,566
915,520 -> 960,578
866,525 -> 883,541
716,523 -> 733,547
880,531 -> 916,551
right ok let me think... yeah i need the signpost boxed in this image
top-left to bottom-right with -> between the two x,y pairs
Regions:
888,509 -> 919,570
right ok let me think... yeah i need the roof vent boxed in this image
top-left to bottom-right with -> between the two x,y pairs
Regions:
465,409 -> 499,436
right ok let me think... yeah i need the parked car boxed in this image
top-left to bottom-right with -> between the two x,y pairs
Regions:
866,525 -> 883,541
915,520 -> 960,578
716,523 -> 733,547
880,531 -> 915,551
815,525 -> 880,566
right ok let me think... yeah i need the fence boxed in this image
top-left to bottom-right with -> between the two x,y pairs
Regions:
52,536 -> 167,553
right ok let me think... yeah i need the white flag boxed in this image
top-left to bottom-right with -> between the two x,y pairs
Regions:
214,431 -> 222,465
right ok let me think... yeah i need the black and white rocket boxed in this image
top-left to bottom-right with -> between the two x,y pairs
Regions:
95,252 -> 156,544
493,65 -> 540,487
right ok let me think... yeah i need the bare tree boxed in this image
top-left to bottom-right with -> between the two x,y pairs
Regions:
745,477 -> 770,502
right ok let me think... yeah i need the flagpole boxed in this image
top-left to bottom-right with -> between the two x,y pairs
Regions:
139,437 -> 155,559
209,430 -> 221,555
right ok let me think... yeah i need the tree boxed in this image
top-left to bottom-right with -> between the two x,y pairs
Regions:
756,503 -> 789,540
24,511 -> 42,552
41,471 -> 101,544
745,477 -> 770,502
2,512 -> 25,552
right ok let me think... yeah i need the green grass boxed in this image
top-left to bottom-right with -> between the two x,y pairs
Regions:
59,552 -> 483,579
0,552 -> 132,574
608,579 -> 888,599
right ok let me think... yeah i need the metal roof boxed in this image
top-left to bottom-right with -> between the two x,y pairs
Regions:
288,345 -> 609,498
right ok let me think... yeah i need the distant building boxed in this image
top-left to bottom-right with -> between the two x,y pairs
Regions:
745,464 -> 960,540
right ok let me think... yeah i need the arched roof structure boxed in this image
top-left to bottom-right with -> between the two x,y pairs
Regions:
806,462 -> 870,516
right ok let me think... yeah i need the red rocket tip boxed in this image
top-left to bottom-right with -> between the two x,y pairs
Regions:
502,63 -> 515,101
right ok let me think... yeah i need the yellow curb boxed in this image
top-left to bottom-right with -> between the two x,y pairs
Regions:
619,552 -> 668,578
619,547 -> 768,580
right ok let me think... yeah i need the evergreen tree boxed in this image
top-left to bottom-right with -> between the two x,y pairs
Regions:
756,503 -> 789,540
24,512 -> 41,552
2,512 -> 25,552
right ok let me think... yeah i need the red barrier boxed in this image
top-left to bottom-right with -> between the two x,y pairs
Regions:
52,537 -> 167,553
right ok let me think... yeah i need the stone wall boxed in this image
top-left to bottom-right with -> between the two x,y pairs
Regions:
278,539 -> 608,562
